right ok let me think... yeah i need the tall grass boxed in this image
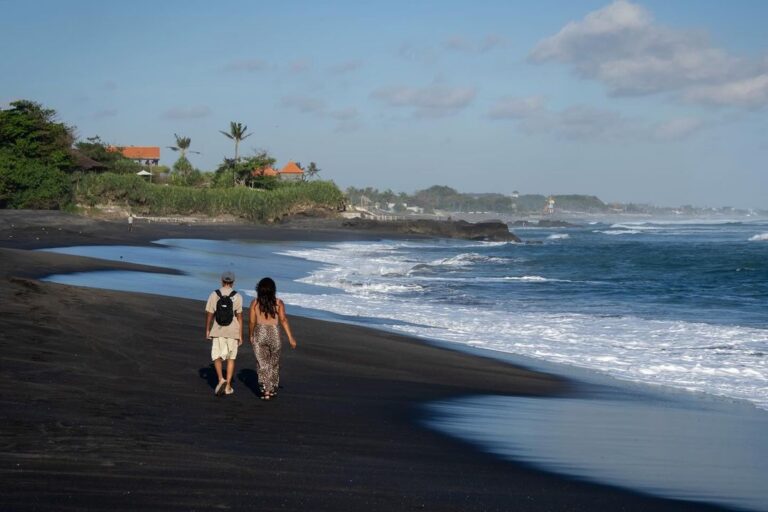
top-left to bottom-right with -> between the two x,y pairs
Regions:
75,173 -> 345,221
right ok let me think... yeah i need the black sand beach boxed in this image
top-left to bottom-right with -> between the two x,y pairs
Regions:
0,211 -> 731,511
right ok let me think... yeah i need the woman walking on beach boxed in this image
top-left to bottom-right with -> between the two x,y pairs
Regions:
249,277 -> 298,400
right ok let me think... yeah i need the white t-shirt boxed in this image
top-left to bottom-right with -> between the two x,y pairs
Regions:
205,287 -> 243,339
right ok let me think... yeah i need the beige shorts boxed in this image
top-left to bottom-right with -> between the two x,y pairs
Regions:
211,337 -> 239,361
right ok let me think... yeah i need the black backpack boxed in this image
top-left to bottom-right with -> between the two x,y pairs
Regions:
214,290 -> 237,326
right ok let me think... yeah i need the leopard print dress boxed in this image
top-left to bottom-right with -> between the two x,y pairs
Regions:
252,324 -> 281,395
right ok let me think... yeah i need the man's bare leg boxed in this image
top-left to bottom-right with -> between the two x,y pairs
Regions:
213,358 -> 224,381
225,359 -> 235,392
213,358 -> 226,395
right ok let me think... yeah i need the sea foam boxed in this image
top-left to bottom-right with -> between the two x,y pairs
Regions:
280,238 -> 768,410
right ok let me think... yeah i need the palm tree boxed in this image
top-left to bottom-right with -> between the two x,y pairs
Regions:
305,161 -> 321,180
219,122 -> 252,161
167,133 -> 200,159
167,134 -> 200,182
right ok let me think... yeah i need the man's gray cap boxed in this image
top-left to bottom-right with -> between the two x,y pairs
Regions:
221,271 -> 235,283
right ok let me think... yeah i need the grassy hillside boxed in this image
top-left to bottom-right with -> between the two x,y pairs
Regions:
75,173 -> 345,222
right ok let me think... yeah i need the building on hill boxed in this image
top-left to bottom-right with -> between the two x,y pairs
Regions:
108,146 -> 160,166
279,161 -> 304,181
252,166 -> 279,178
251,161 -> 305,182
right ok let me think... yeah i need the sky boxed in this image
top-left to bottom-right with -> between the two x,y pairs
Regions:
1,0 -> 767,208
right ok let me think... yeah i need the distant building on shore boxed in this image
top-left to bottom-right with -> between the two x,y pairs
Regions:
108,146 -> 161,166
545,195 -> 556,214
252,161 -> 305,181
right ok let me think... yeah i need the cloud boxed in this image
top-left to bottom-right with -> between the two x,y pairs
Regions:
92,108 -> 118,119
223,59 -> 267,72
684,73 -> 768,108
488,95 -> 546,119
280,95 -> 326,114
163,106 -> 212,119
487,95 -> 704,141
529,0 -> 767,108
443,34 -> 505,53
329,60 -> 362,74
654,117 -> 705,140
280,97 -> 360,131
371,85 -> 476,117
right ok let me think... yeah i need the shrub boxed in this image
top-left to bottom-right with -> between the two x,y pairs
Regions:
0,152 -> 72,209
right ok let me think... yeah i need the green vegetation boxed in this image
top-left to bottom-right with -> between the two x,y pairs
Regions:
0,154 -> 71,209
0,100 -> 75,208
73,135 -> 143,173
166,133 -> 204,186
304,162 -> 321,180
345,185 -> 608,214
76,173 -> 344,221
0,100 -> 75,170
220,121 -> 252,162
213,151 -> 277,188
0,100 -> 344,220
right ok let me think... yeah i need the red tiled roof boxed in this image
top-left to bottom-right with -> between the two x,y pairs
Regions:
108,146 -> 161,160
280,161 -> 304,174
252,166 -> 279,177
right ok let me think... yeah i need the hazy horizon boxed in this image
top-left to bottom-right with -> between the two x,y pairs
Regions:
2,0 -> 766,209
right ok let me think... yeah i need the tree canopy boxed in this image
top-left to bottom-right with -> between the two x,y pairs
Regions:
0,101 -> 76,208
219,121 -> 252,161
0,100 -> 75,170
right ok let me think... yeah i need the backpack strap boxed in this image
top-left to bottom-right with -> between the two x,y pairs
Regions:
228,291 -> 237,298
215,289 -> 223,298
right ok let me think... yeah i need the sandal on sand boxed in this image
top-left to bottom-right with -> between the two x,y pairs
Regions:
225,386 -> 234,395
214,380 -> 226,396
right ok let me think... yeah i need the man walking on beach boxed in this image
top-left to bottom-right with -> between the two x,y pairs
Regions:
205,271 -> 243,396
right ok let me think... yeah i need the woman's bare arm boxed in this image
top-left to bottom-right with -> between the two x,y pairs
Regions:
248,300 -> 258,342
278,300 -> 297,349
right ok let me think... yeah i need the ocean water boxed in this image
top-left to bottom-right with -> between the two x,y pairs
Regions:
276,220 -> 768,411
41,219 -> 768,510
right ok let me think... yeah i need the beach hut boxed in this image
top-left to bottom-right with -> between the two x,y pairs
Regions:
136,169 -> 152,182
71,150 -> 108,171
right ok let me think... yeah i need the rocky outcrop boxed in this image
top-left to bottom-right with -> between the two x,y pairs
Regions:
341,218 -> 521,242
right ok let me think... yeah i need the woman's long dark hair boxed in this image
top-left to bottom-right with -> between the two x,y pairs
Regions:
256,277 -> 278,319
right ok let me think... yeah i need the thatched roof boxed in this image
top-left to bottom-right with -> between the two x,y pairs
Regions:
71,150 -> 108,170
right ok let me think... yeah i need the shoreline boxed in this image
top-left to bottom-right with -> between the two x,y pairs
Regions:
0,210 -> 734,511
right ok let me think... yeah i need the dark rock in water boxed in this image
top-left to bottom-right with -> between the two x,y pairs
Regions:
342,218 -> 521,242
510,219 -> 580,228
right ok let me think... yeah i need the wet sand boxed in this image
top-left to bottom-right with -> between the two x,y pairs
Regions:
0,211 -> 730,510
